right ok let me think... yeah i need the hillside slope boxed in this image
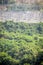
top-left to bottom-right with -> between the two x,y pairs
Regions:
0,21 -> 43,65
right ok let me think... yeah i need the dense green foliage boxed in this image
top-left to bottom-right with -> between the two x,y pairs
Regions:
0,21 -> 43,65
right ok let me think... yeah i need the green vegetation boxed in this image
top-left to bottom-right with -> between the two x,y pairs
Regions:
0,21 -> 43,65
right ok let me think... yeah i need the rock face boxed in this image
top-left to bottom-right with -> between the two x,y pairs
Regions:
0,0 -> 8,4
0,5 -> 7,11
15,0 -> 43,4
0,11 -> 43,23
0,0 -> 43,23
10,0 -> 43,5
0,0 -> 43,4
0,0 -> 43,11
